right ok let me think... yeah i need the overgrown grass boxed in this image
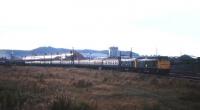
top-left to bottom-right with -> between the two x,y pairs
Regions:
0,66 -> 200,110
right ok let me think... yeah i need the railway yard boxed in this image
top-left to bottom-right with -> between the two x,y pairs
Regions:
1,0 -> 200,109
0,66 -> 200,110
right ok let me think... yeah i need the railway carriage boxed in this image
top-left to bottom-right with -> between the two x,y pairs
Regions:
120,59 -> 136,71
102,59 -> 119,69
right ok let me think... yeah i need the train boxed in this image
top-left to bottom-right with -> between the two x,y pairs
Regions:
0,56 -> 171,74
22,56 -> 171,74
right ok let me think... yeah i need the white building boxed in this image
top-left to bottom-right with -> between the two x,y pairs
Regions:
109,47 -> 119,58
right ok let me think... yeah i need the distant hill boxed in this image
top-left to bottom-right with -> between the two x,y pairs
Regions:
0,46 -> 139,59
32,47 -> 71,55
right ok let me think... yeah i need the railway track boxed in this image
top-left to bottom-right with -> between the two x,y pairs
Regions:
169,73 -> 200,81
1,62 -> 200,81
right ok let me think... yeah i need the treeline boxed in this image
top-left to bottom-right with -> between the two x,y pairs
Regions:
170,55 -> 200,74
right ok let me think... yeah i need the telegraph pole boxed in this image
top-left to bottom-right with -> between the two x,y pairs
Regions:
71,47 -> 75,65
44,53 -> 46,64
89,52 -> 92,67
156,48 -> 158,56
50,53 -> 52,64
118,51 -> 122,70
10,50 -> 14,60
130,48 -> 133,58
10,50 -> 14,65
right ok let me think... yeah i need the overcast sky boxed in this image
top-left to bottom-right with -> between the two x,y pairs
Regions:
0,0 -> 200,56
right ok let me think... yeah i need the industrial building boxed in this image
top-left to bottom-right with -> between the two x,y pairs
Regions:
109,47 -> 119,58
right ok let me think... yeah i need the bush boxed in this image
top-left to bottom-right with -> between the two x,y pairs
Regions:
179,90 -> 200,102
50,95 -> 94,110
142,102 -> 161,110
149,77 -> 159,85
0,90 -> 28,110
51,95 -> 72,110
34,73 -> 45,82
71,79 -> 93,88
102,77 -> 109,82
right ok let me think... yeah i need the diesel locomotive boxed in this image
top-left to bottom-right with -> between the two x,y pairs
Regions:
136,56 -> 171,73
